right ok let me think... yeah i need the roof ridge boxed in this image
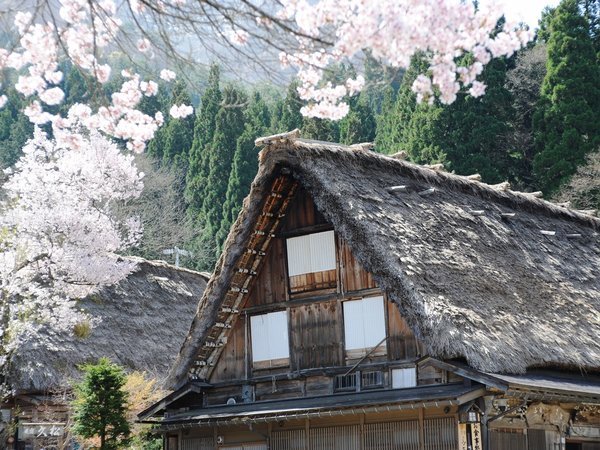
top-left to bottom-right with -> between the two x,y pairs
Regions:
264,136 -> 600,230
257,132 -> 599,227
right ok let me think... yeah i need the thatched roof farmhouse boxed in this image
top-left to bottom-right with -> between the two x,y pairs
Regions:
168,131 -> 600,389
141,131 -> 599,450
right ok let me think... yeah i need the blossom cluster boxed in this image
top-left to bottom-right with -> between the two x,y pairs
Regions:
0,130 -> 143,339
0,0 -> 192,151
277,0 -> 532,118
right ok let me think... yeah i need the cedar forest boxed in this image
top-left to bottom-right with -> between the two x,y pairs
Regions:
1,0 -> 599,273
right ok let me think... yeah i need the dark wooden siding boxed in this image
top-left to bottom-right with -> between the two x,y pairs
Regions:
247,237 -> 288,306
387,299 -> 421,361
290,300 -> 343,370
210,316 -> 246,382
339,239 -> 377,292
282,187 -> 329,232
289,269 -> 337,294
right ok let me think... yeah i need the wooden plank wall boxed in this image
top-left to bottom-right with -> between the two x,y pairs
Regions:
387,301 -> 421,361
248,237 -> 288,307
290,300 -> 343,370
339,239 -> 377,292
282,187 -> 329,232
209,186 -> 424,386
209,316 -> 246,382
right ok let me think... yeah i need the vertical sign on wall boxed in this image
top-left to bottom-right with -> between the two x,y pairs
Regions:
470,423 -> 482,450
458,423 -> 482,450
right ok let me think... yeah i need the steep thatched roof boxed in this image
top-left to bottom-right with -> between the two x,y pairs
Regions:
2,258 -> 209,394
167,132 -> 600,389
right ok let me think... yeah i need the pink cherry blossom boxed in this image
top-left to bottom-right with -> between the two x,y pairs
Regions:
469,80 -> 487,97
160,69 -> 177,81
1,130 -> 143,339
137,38 -> 151,53
279,0 -> 532,118
39,87 -> 65,105
228,29 -> 250,46
169,104 -> 194,119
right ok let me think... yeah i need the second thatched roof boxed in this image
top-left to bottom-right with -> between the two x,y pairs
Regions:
2,258 -> 209,394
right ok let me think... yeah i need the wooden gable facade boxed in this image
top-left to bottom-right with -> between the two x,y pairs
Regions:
205,184 -> 428,397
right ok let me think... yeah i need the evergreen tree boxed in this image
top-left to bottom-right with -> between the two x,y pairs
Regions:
579,0 -> 600,53
302,116 -> 340,142
439,56 -> 516,183
533,0 -> 600,193
375,55 -> 429,154
160,81 -> 195,167
216,92 -> 271,248
278,81 -> 303,132
72,358 -> 131,450
0,90 -> 32,168
196,85 -> 247,268
339,96 -> 376,145
374,85 -> 398,154
185,64 -> 222,217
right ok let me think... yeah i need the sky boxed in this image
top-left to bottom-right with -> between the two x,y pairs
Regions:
491,0 -> 561,28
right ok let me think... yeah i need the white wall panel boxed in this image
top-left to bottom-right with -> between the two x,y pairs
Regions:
250,314 -> 270,362
268,310 -> 290,360
309,230 -> 336,273
286,234 -> 312,276
392,367 -> 417,389
343,299 -> 365,350
362,296 -> 386,347
286,231 -> 336,276
343,296 -> 385,350
251,311 -> 289,362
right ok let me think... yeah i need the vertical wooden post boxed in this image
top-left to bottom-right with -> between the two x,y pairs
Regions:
359,413 -> 365,450
305,419 -> 310,450
419,408 -> 425,450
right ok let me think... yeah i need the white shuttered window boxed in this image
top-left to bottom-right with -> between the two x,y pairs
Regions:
286,230 -> 336,276
250,311 -> 289,363
343,296 -> 386,351
392,367 -> 417,389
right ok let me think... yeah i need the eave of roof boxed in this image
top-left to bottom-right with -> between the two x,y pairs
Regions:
428,359 -> 600,403
154,383 -> 485,427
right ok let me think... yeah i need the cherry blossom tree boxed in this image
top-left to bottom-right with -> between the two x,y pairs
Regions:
0,130 -> 143,342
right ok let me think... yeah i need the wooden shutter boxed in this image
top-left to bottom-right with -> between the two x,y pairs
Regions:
392,367 -> 417,388
343,296 -> 386,357
364,420 -> 420,450
423,417 -> 458,450
490,429 -> 527,450
250,311 -> 289,366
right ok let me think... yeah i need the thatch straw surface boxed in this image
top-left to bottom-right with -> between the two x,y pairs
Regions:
167,135 -> 600,388
3,258 -> 208,394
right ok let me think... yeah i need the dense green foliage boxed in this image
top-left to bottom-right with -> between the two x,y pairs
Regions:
72,358 -> 131,449
533,0 -> 600,193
